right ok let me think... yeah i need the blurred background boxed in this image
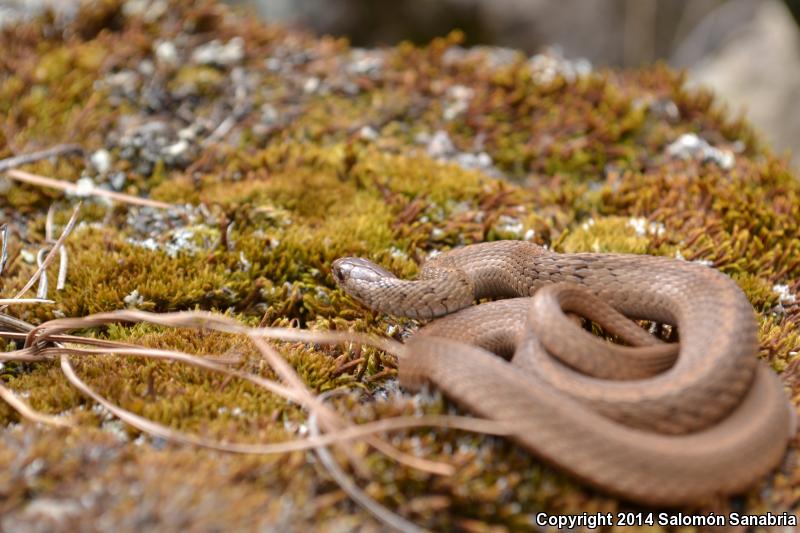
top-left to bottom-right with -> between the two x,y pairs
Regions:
234,0 -> 800,167
3,0 -> 800,165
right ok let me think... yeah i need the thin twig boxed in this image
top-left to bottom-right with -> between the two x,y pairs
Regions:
43,204 -> 70,291
56,352 -> 513,453
0,312 -> 38,333
248,334 -> 373,477
5,169 -> 173,209
35,248 -> 49,299
7,309 -> 513,475
57,245 -> 68,290
0,224 -> 8,276
0,144 -> 84,173
45,204 -> 56,241
0,314 -> 73,425
0,299 -> 53,305
22,309 -> 405,358
0,202 -> 81,311
310,389 -> 426,533
0,382 -> 73,427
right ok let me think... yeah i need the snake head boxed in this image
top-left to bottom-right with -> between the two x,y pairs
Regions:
331,257 -> 397,291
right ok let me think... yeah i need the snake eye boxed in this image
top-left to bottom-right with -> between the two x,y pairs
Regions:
331,260 -> 346,284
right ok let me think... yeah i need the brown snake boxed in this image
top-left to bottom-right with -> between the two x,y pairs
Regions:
332,240 -> 795,506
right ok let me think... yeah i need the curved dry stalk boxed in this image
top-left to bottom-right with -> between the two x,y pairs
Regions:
1,308 -> 524,479
24,310 -> 449,475
0,332 -> 242,364
250,327 -> 404,356
23,309 -> 404,356
2,339 -> 479,474
19,309 -> 453,474
43,343 -> 448,474
250,336 -> 453,475
309,390 -> 427,533
58,352 -> 513,453
248,333 -> 373,477
0,353 -> 43,362
44,345 -> 300,401
0,382 -> 73,427
0,312 -> 40,337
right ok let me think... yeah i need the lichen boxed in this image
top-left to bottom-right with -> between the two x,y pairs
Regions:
1,0 -> 798,530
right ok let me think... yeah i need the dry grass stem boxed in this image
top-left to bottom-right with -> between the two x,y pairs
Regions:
1,309 -> 515,473
0,144 -> 84,173
310,391 -> 426,533
0,382 -> 73,427
6,169 -> 173,209
0,298 -> 54,305
0,202 -> 81,310
0,224 -> 7,275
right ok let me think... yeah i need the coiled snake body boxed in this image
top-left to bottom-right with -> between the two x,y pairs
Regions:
332,240 -> 794,506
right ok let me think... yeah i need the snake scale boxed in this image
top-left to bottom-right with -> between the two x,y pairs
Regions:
332,240 -> 794,506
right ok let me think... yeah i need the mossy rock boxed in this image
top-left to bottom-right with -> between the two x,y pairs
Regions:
1,1 -> 798,530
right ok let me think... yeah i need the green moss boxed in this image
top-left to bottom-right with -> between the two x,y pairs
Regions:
169,65 -> 226,97
1,0 -> 799,530
559,215 -> 668,255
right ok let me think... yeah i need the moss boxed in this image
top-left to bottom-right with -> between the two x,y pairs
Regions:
1,0 -> 799,530
560,216 -> 669,255
169,65 -> 226,97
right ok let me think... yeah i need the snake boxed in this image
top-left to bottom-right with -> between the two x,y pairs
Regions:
332,240 -> 795,506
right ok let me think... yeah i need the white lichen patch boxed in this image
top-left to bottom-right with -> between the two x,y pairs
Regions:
773,284 -> 797,304
165,226 -> 205,257
627,217 -> 665,237
358,125 -> 378,141
123,0 -> 167,22
422,130 -> 501,176
191,37 -> 245,67
442,45 -> 522,69
238,251 -> 252,272
430,227 -> 445,239
154,40 -> 178,65
425,130 -> 455,158
74,177 -> 96,196
665,133 -> 735,170
303,76 -> 321,94
494,215 -> 524,237
90,149 -> 112,174
388,247 -> 408,260
443,85 -> 474,121
127,224 -> 220,258
123,289 -> 145,308
529,48 -> 591,84
20,249 -> 35,264
346,48 -> 384,76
